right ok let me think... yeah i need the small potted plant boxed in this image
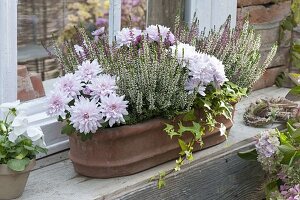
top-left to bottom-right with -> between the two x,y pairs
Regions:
0,101 -> 47,199
45,17 -> 275,178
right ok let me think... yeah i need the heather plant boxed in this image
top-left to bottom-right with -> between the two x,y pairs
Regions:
175,16 -> 278,90
239,121 -> 300,199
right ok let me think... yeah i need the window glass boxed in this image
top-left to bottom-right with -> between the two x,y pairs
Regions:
17,0 -> 110,101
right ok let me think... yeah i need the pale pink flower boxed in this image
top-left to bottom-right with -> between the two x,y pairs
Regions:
116,28 -> 142,47
69,97 -> 103,134
46,91 -> 70,118
54,73 -> 82,97
88,74 -> 118,100
100,94 -> 129,127
145,25 -> 175,44
75,59 -> 103,82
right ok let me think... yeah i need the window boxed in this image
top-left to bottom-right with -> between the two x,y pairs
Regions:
0,0 -> 237,157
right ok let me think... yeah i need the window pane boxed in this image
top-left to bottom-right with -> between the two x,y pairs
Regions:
121,0 -> 147,29
17,0 -> 110,101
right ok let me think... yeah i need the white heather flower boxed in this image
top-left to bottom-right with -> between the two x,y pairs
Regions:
75,59 -> 102,82
88,74 -> 118,100
54,73 -> 82,97
92,27 -> 105,36
170,42 -> 198,63
69,97 -> 103,134
256,130 -> 280,158
188,53 -> 227,86
145,25 -> 174,43
100,94 -> 129,127
74,44 -> 85,57
46,91 -> 70,118
116,28 -> 142,47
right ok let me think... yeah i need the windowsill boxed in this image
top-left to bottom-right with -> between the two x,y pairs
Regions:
16,86 -> 290,200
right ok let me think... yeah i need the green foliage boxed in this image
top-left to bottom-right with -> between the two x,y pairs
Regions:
237,149 -> 258,161
279,0 -> 300,69
0,109 -> 47,171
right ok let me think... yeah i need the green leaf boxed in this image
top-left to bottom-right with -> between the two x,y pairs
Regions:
24,145 -> 35,151
265,180 -> 280,199
287,122 -> 296,133
178,139 -> 188,152
182,109 -> 196,121
278,145 -> 297,164
62,124 -> 75,135
237,148 -> 258,161
7,158 -> 30,172
164,124 -> 181,138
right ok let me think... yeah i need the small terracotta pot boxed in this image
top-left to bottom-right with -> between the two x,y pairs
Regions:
0,159 -> 35,200
69,107 -> 235,178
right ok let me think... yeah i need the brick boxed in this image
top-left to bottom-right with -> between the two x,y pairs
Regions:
260,46 -> 289,68
237,1 -> 291,24
252,65 -> 286,91
17,65 -> 36,102
238,0 -> 289,8
29,72 -> 45,98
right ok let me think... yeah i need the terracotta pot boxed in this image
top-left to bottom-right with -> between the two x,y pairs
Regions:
69,107 -> 235,178
0,159 -> 35,200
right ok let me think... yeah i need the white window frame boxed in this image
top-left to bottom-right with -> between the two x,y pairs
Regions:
0,0 -> 237,158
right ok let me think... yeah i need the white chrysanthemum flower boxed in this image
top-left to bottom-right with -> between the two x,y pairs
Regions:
88,74 -> 118,100
188,53 -> 227,86
46,91 -> 70,118
116,28 -> 142,47
170,42 -> 198,64
75,59 -> 103,82
145,25 -> 174,44
54,73 -> 82,97
100,94 -> 129,127
69,97 -> 103,134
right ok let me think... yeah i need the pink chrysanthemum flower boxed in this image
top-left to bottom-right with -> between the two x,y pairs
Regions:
188,53 -> 227,86
75,59 -> 103,82
145,25 -> 175,44
46,91 -> 70,118
69,97 -> 103,134
88,74 -> 118,100
100,94 -> 129,127
116,28 -> 142,47
54,73 -> 82,97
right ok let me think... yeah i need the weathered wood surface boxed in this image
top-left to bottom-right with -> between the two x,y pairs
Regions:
147,0 -> 185,30
105,141 -> 265,200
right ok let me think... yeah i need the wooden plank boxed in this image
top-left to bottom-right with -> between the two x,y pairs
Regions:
147,0 -> 185,30
106,141 -> 265,200
109,0 -> 121,44
0,0 -> 18,105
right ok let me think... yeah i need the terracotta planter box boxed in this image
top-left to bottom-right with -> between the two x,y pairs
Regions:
0,159 -> 35,199
69,107 -> 235,178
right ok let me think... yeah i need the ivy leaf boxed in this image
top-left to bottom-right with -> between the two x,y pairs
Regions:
182,109 -> 196,121
178,122 -> 203,141
178,139 -> 188,152
237,148 -> 258,161
62,124 -> 75,135
287,122 -> 296,133
278,145 -> 297,164
7,158 -> 30,172
265,180 -> 280,199
291,0 -> 300,24
164,124 -> 181,138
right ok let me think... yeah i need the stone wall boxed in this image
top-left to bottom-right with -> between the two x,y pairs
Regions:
237,0 -> 292,90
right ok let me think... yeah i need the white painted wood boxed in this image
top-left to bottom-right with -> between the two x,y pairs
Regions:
0,0 -> 18,105
109,0 -> 122,44
185,0 -> 237,34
